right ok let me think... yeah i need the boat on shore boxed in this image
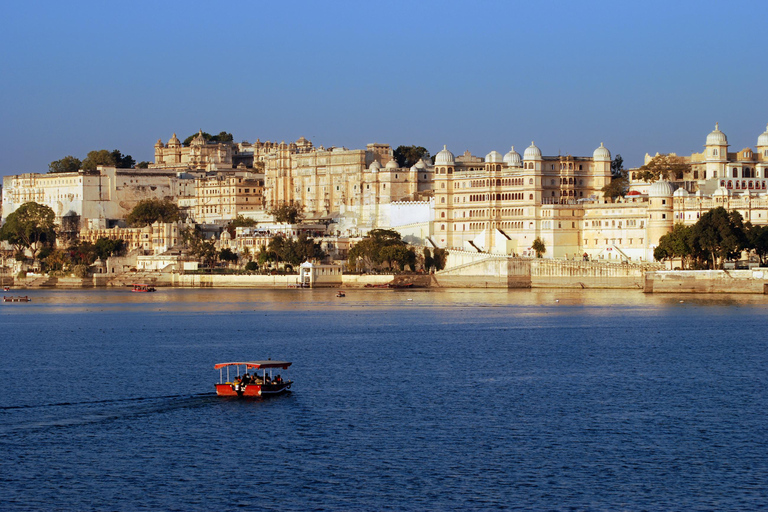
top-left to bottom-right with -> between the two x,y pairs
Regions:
214,360 -> 292,397
336,291 -> 346,297
131,284 -> 156,292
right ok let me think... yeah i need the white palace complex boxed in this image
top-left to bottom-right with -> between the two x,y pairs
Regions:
3,124 -> 768,263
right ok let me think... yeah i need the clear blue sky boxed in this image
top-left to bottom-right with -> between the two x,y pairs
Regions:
1,0 -> 766,177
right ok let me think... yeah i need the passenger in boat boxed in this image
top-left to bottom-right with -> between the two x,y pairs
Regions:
241,373 -> 251,385
275,374 -> 283,384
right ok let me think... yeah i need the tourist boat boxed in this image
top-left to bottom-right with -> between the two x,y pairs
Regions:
131,284 -> 156,292
336,291 -> 346,297
214,360 -> 292,397
3,296 -> 31,303
3,286 -> 10,292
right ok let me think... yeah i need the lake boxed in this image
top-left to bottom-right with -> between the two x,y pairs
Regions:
1,288 -> 767,511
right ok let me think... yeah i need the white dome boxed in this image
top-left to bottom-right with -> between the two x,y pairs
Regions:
648,181 -> 675,197
434,145 -> 455,165
369,160 -> 381,172
485,150 -> 503,163
758,124 -> 768,147
712,186 -> 730,197
503,146 -> 522,167
385,159 -> 399,170
409,165 -> 418,172
523,141 -> 541,160
673,188 -> 689,197
706,123 -> 728,146
593,142 -> 611,161
414,159 -> 426,169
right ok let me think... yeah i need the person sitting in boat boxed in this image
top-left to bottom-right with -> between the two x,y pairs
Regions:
233,376 -> 242,392
241,373 -> 251,385
275,374 -> 283,384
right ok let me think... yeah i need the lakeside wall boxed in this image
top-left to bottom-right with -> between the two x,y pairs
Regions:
8,265 -> 768,294
435,250 -> 653,289
644,269 -> 768,294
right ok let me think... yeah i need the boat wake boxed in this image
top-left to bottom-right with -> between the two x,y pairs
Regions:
0,392 -> 215,411
0,393 -> 218,437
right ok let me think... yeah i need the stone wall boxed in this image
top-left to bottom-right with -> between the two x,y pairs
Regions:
437,250 -> 657,289
644,269 -> 768,294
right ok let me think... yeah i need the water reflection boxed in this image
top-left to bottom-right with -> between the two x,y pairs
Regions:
2,287 -> 767,314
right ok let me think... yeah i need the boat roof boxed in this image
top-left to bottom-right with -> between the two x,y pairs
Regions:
214,361 -> 292,370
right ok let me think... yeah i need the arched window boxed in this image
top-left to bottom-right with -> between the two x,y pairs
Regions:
441,197 -> 446,203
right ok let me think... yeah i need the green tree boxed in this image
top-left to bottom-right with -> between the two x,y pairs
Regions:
602,170 -> 629,200
135,161 -> 151,169
423,247 -> 434,270
269,202 -> 305,224
746,223 -> 768,266
532,237 -> 546,258
48,155 -> 81,174
125,198 -> 180,227
347,229 -> 416,272
219,248 -> 239,266
393,145 -> 431,168
0,202 -> 57,258
226,215 -> 258,237
636,154 -> 691,183
610,154 -> 624,177
94,238 -> 125,260
183,131 -> 234,146
690,207 -> 747,269
432,247 -> 448,271
654,223 -> 693,268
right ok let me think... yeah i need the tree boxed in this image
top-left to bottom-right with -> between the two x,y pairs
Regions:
136,161 -> 151,169
226,215 -> 257,237
269,202 -> 305,224
423,247 -> 434,270
0,202 -> 56,258
48,155 -> 81,174
532,237 -> 546,258
126,198 -> 180,227
347,229 -> 416,272
602,170 -> 629,200
393,145 -> 431,168
636,154 -> 691,183
610,154 -> 624,178
654,223 -> 693,268
94,238 -> 125,260
183,131 -> 233,147
689,207 -> 747,269
746,223 -> 768,266
432,248 -> 448,271
219,248 -> 239,266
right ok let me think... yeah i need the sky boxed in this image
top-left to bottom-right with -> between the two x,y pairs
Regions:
1,0 -> 767,177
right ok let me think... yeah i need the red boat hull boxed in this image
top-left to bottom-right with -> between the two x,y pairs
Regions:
216,382 -> 291,397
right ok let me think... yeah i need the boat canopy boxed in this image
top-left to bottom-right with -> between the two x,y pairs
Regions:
214,361 -> 292,370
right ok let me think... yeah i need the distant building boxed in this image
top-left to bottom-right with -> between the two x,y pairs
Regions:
1,166 -> 186,230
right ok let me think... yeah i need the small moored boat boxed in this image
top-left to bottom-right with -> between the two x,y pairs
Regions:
3,296 -> 31,303
336,291 -> 346,297
131,284 -> 156,292
214,360 -> 292,397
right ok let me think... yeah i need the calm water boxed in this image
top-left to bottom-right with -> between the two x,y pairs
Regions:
1,288 -> 767,511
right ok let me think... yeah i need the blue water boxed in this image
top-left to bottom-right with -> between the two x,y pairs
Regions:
1,288 -> 767,511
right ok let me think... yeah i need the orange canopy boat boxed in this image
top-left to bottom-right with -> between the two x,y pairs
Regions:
214,360 -> 292,397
